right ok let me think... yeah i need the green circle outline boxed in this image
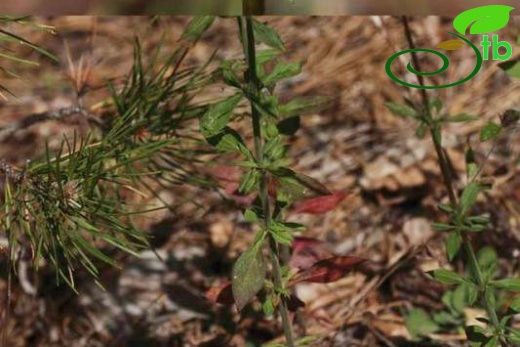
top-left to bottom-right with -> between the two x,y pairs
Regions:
385,31 -> 483,89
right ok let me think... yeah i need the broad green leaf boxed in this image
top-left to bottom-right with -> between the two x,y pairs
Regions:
252,19 -> 285,51
490,278 -> 520,291
232,240 -> 267,310
477,246 -> 497,269
181,16 -> 215,42
460,182 -> 480,216
406,308 -> 440,340
430,268 -> 468,285
263,61 -> 301,85
453,5 -> 514,35
200,93 -> 242,137
206,127 -> 252,158
243,209 -> 259,223
385,101 -> 418,118
480,121 -> 502,142
446,232 -> 462,261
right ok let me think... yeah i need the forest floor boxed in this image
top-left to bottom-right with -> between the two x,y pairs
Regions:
1,16 -> 520,347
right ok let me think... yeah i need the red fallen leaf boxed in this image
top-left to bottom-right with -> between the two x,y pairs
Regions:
290,237 -> 333,269
291,255 -> 366,284
205,281 -> 234,305
292,190 -> 350,215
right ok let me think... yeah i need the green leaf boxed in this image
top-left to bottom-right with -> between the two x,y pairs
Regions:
232,238 -> 267,310
263,61 -> 302,85
262,295 -> 275,316
484,336 -> 499,347
490,278 -> 520,292
453,5 -> 514,35
252,19 -> 285,51
206,127 -> 252,158
485,289 -> 496,310
432,223 -> 455,232
442,113 -> 478,123
200,93 -> 242,137
243,209 -> 259,223
181,16 -> 215,42
477,246 -> 497,269
460,182 -> 480,216
406,308 -> 440,340
480,122 -> 502,142
385,101 -> 418,119
446,232 -> 462,261
430,268 -> 468,285
238,169 -> 262,194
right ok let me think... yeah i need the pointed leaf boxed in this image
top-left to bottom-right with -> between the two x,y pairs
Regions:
430,268 -> 468,285
447,231 -> 462,261
385,101 -> 418,118
453,5 -> 514,35
294,255 -> 366,284
406,308 -> 440,340
490,278 -> 520,292
200,93 -> 242,137
292,190 -> 349,215
232,242 -> 267,310
252,19 -> 285,51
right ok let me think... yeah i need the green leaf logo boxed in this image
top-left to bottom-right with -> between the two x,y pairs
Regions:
453,5 -> 514,35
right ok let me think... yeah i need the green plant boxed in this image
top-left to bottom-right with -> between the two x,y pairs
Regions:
0,17 -> 218,288
388,16 -> 520,347
200,16 -> 365,347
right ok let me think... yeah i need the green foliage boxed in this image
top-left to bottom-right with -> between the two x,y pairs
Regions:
0,17 -> 57,97
0,17 -> 218,288
388,23 -> 520,345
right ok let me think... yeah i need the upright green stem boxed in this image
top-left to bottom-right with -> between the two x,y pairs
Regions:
240,16 -> 295,347
401,17 -> 504,343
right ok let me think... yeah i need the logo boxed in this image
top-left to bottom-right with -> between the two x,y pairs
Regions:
385,5 -> 515,89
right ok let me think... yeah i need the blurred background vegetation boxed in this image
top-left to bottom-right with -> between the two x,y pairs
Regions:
0,0 -> 517,15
